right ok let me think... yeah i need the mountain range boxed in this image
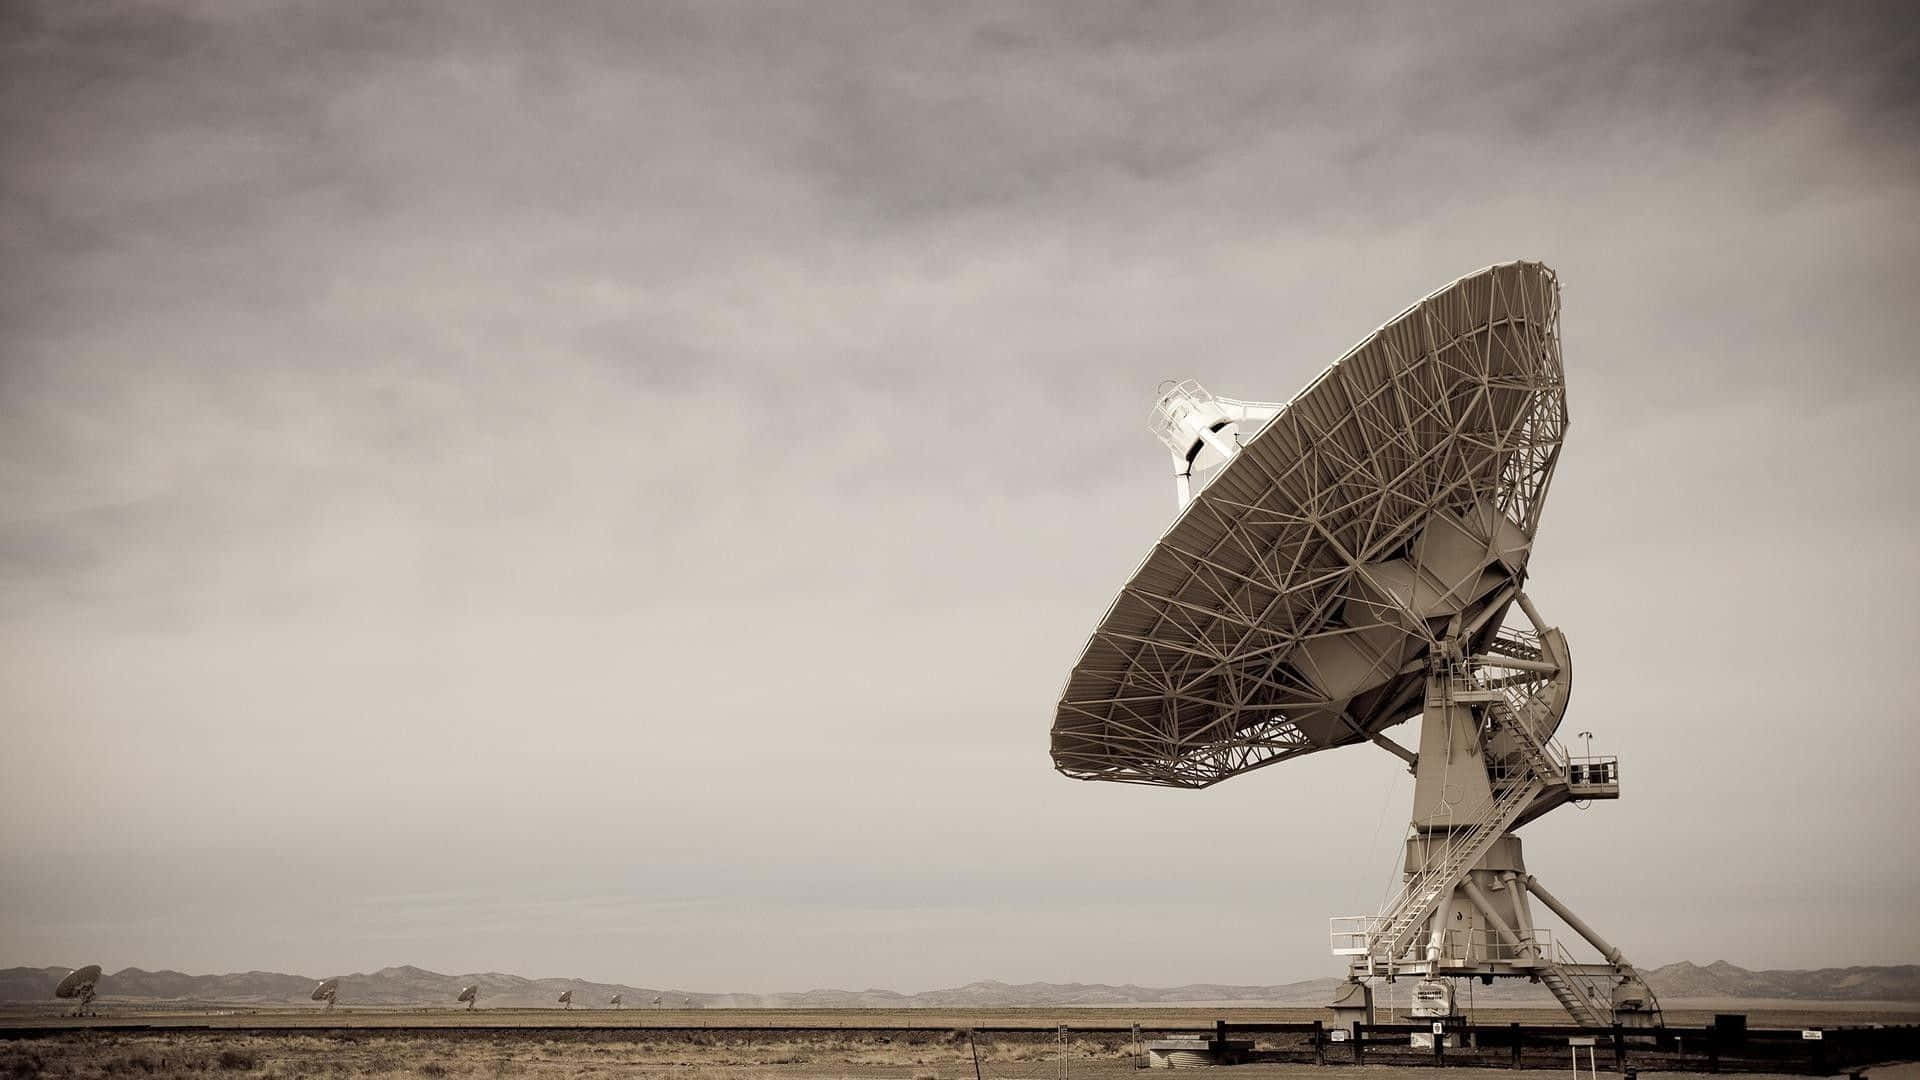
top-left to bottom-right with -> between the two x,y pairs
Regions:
1,961 -> 1916,1008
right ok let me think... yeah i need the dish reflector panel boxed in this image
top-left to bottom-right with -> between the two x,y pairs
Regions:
1051,262 -> 1567,787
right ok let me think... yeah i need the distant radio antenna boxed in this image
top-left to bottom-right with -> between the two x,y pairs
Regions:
54,965 -> 102,1017
558,989 -> 574,1009
311,978 -> 340,1012
457,985 -> 478,1011
609,994 -> 624,1008
650,995 -> 662,1007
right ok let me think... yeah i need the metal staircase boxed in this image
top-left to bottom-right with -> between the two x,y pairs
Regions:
1349,665 -> 1572,970
1497,699 -> 1565,782
1359,758 -> 1546,967
1538,947 -> 1612,1027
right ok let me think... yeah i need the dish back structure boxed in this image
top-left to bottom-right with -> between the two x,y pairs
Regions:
1053,262 -> 1564,787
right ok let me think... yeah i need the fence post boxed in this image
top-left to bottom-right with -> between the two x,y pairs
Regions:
1312,1020 -> 1325,1066
1354,1023 -> 1365,1065
1706,1027 -> 1719,1074
1435,1022 -> 1445,1066
1810,1029 -> 1826,1075
1511,1023 -> 1522,1069
1613,1023 -> 1624,1073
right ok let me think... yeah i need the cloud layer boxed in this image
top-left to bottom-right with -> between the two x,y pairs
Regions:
2,1 -> 1916,991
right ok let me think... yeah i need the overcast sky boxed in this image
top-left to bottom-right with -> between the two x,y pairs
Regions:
2,1 -> 1917,994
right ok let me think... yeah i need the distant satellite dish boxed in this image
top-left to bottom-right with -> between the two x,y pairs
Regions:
53,965 -> 102,1016
650,995 -> 662,1007
1052,262 -> 1664,1030
557,989 -> 574,1008
457,985 -> 478,1010
311,978 -> 340,1011
609,993 -> 624,1008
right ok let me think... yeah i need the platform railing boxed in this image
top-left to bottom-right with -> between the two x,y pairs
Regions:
1329,915 -> 1382,956
1431,926 -> 1555,965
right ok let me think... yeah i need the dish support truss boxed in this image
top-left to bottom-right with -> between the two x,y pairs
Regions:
1327,597 -> 1662,1029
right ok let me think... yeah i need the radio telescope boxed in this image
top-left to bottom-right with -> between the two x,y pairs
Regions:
1051,262 -> 1662,1030
53,965 -> 102,1016
457,985 -> 478,1010
557,989 -> 574,1008
311,978 -> 339,1012
650,995 -> 662,1007
609,993 -> 624,1008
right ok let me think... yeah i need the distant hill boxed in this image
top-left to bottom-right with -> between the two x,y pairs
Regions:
1,961 -> 1915,1008
0,965 -> 692,1010
1647,961 -> 1920,1002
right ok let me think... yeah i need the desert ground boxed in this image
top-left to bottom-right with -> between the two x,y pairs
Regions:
2,1030 -> 1915,1080
1,1005 -> 1915,1080
4,1000 -> 1918,1033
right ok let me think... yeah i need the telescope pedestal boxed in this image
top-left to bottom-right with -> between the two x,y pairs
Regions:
1329,610 -> 1660,1029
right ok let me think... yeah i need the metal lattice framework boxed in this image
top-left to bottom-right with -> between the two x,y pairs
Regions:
1052,262 -> 1568,788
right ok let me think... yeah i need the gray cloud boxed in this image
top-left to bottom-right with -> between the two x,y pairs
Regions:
1,0 -> 1916,991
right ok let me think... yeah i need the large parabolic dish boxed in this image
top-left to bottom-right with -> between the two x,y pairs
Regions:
1051,262 -> 1567,788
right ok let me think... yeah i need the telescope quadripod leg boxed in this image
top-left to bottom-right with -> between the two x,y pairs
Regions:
1327,599 -> 1662,1030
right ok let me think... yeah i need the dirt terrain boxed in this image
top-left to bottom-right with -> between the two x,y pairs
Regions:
4,1001 -> 1918,1032
1,1006 -> 1914,1079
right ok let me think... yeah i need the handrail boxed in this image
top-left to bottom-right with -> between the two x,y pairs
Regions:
1432,925 -> 1554,964
1550,939 -> 1615,1016
1342,640 -> 1596,966
1361,766 -> 1543,961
